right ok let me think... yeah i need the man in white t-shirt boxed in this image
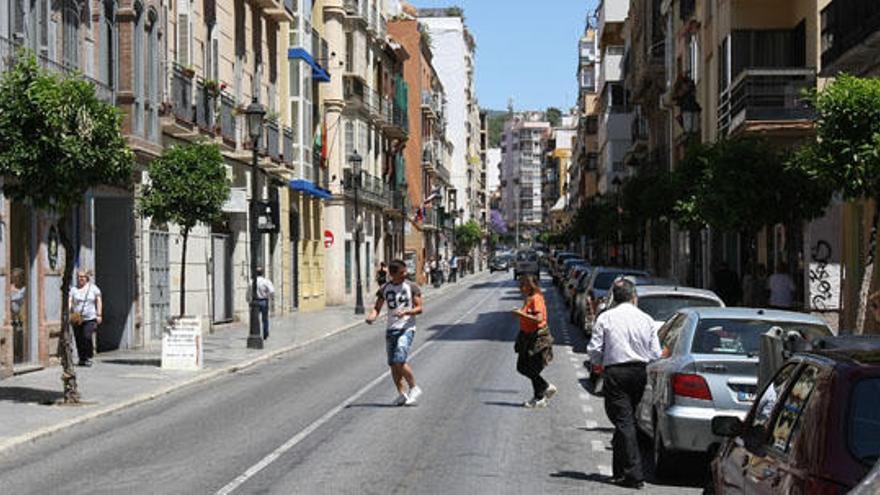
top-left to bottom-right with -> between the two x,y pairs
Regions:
767,263 -> 796,309
254,267 -> 275,340
366,259 -> 424,406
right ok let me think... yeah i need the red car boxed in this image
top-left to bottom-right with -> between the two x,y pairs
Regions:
710,337 -> 880,494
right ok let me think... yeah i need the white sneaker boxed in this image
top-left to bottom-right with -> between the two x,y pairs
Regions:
405,386 -> 422,406
544,384 -> 558,400
393,393 -> 408,406
523,397 -> 548,409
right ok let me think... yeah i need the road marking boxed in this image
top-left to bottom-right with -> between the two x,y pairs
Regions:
591,440 -> 605,452
585,419 -> 598,429
214,287 -> 497,495
581,404 -> 594,414
597,464 -> 613,476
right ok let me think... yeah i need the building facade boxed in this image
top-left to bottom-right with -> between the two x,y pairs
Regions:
500,112 -> 550,245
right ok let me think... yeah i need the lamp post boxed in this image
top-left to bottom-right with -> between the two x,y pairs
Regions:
245,98 -> 266,350
611,175 -> 623,264
679,93 -> 702,137
349,151 -> 365,314
514,178 -> 521,250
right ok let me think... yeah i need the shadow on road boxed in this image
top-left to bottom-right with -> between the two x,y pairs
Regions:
549,471 -> 613,483
483,400 -> 525,408
0,386 -> 64,405
424,311 -> 517,343
345,403 -> 400,409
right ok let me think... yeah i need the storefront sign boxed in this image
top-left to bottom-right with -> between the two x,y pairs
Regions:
324,230 -> 334,248
161,317 -> 203,370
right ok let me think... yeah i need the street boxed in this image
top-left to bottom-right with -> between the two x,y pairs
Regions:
0,274 -> 705,494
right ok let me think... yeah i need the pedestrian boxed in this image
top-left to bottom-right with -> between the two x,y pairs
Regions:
767,262 -> 796,309
254,266 -> 275,340
712,262 -> 741,306
366,259 -> 424,406
587,278 -> 660,489
439,255 -> 449,284
512,274 -> 556,408
430,256 -> 441,288
69,269 -> 103,367
376,261 -> 388,286
449,254 -> 458,283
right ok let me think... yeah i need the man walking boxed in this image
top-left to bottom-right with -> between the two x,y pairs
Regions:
587,278 -> 660,489
449,254 -> 458,283
255,267 -> 275,340
366,259 -> 424,406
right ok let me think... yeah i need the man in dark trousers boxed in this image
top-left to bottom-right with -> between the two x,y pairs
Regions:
587,278 -> 661,489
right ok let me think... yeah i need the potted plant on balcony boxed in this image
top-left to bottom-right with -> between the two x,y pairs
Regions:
203,79 -> 225,98
181,64 -> 196,79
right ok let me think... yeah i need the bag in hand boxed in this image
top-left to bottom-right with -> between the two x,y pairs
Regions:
70,311 -> 84,326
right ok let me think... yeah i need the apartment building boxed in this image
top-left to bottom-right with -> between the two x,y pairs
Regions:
542,115 -> 577,226
501,113 -> 550,243
596,0 -> 634,194
388,12 -> 450,285
570,25 -> 600,215
321,0 -> 409,306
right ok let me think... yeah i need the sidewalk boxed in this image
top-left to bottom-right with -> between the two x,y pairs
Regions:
0,271 -> 490,453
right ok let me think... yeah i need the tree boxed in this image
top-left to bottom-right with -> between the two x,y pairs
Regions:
0,52 -> 134,402
487,112 -> 506,147
454,220 -> 482,255
793,75 -> 880,331
140,142 -> 230,316
545,107 -> 562,127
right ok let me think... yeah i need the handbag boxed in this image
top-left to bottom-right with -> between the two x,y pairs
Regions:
70,284 -> 89,326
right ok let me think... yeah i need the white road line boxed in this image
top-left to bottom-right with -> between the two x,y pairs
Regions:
214,287 -> 497,495
591,440 -> 605,452
581,404 -> 594,414
597,464 -> 613,476
585,419 -> 598,429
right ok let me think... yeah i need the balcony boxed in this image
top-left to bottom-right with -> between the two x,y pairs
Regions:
195,80 -> 217,134
598,0 -> 628,43
219,91 -> 237,147
266,120 -> 281,162
343,0 -> 368,22
170,64 -> 194,125
343,76 -> 380,116
421,90 -> 439,119
341,169 -> 391,208
0,36 -> 114,103
821,0 -> 880,75
260,0 -> 292,21
283,126 -> 294,167
718,68 -> 816,136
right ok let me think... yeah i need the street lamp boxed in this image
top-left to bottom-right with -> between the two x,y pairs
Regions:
679,93 -> 702,136
611,175 -> 623,264
245,97 -> 266,350
513,178 -> 521,250
349,151 -> 365,315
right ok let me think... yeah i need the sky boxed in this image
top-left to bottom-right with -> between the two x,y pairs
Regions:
413,0 -> 598,113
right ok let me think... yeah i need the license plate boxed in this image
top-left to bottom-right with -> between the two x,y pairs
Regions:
737,390 -> 756,402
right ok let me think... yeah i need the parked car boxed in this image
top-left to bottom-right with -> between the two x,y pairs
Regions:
711,336 -> 880,494
563,265 -> 591,305
636,307 -> 832,478
489,255 -> 510,273
513,250 -> 540,280
572,267 -> 649,335
557,258 -> 586,287
628,285 -> 724,327
551,252 -> 578,284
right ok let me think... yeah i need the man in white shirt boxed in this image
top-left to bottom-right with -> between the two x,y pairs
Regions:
767,262 -> 796,309
255,267 -> 275,340
587,278 -> 660,489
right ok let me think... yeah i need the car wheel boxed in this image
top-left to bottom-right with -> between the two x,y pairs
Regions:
653,416 -> 675,479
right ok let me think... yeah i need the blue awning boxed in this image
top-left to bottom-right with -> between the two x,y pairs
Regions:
290,179 -> 332,200
287,48 -> 331,83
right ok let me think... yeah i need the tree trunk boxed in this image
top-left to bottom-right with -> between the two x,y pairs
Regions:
857,203 -> 880,334
179,226 -> 190,317
57,219 -> 80,403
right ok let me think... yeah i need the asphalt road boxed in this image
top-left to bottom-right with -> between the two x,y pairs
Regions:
0,272 -> 706,494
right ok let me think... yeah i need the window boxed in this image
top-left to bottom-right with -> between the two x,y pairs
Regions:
769,365 -> 820,454
752,363 -> 797,429
657,313 -> 688,356
146,11 -> 159,140
133,2 -> 144,134
641,297 -> 721,326
719,36 -> 730,92
344,120 -> 354,158
62,0 -> 80,68
686,34 -> 700,84
345,241 -> 352,293
102,0 -> 117,88
345,33 -> 353,72
692,319 -> 830,356
176,0 -> 191,66
849,378 -> 880,465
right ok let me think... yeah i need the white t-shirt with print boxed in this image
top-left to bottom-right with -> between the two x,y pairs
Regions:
71,284 -> 102,321
377,280 -> 421,332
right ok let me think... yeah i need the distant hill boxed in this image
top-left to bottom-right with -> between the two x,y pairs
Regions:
482,109 -> 509,148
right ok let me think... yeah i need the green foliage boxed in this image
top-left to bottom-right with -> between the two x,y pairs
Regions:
0,51 -> 133,212
565,195 -> 620,244
793,75 -> 880,200
674,137 -> 831,233
445,6 -> 464,20
140,142 -> 230,230
455,219 -> 482,253
546,107 -> 562,127
488,112 -> 506,147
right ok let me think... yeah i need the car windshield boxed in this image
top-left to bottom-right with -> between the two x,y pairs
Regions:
594,271 -> 647,291
517,251 -> 537,262
850,378 -> 880,465
691,319 -> 831,355
638,295 -> 721,322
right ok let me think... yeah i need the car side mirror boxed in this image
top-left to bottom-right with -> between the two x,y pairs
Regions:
711,416 -> 744,437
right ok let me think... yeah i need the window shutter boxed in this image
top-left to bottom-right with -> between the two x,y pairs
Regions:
178,12 -> 189,66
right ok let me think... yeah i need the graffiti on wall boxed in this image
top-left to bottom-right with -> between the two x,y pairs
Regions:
809,240 -> 841,311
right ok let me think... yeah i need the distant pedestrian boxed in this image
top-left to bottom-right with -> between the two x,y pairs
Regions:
430,256 -> 441,287
366,260 -> 424,406
712,262 -> 742,306
449,254 -> 459,282
254,267 -> 275,340
587,278 -> 660,489
512,274 -> 556,408
376,261 -> 388,286
69,269 -> 103,367
440,255 -> 449,284
767,262 -> 796,309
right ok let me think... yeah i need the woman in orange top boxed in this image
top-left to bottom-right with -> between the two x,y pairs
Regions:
512,275 -> 557,408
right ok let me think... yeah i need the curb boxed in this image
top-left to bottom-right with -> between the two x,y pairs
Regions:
0,271 -> 493,455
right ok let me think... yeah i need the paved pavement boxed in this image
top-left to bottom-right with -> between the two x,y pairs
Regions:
0,272 -> 472,453
0,271 -> 706,493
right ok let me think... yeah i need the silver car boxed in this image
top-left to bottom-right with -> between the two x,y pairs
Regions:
634,285 -> 725,327
636,307 -> 832,478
